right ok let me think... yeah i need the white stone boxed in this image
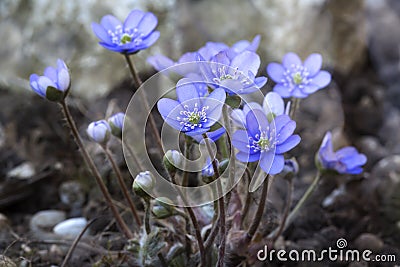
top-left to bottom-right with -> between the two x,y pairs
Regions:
6,162 -> 35,180
53,217 -> 88,238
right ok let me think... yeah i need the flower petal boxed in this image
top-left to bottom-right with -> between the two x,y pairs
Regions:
304,53 -> 322,76
232,130 -> 251,152
100,15 -> 122,31
91,22 -> 111,43
147,54 -> 175,71
267,63 -> 285,83
276,120 -> 296,144
43,66 -> 57,82
283,52 -> 302,69
157,98 -> 184,131
275,135 -> 301,154
310,70 -> 331,88
57,68 -> 70,91
273,84 -> 292,98
30,74 -> 45,97
37,76 -> 57,93
136,31 -> 160,49
123,10 -> 145,29
136,12 -> 158,37
231,51 -> 260,75
268,154 -> 285,175
176,78 -> 200,103
263,92 -> 285,116
246,109 -> 269,137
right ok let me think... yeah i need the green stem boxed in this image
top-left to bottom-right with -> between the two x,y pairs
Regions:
169,171 -> 206,267
282,171 -> 321,233
124,54 -> 164,155
272,177 -> 293,242
246,173 -> 269,241
102,146 -> 142,227
144,199 -> 151,235
59,100 -> 133,239
202,133 -> 226,267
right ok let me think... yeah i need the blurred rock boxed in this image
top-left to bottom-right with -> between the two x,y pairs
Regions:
356,136 -> 387,168
379,106 -> 400,154
6,162 -> 35,180
53,217 -> 88,238
59,180 -> 86,216
30,210 -> 66,233
1,0 -> 366,99
354,233 -> 384,252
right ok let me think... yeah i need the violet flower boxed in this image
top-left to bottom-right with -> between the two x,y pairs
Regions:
267,52 -> 331,98
92,10 -> 160,54
108,112 -> 125,138
157,79 -> 226,136
29,59 -> 70,101
318,131 -> 367,174
232,110 -> 300,175
87,120 -> 111,144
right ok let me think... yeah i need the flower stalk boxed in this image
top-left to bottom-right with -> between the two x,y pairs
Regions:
246,172 -> 270,241
202,133 -> 226,267
102,146 -> 142,227
59,100 -> 133,239
124,54 -> 164,155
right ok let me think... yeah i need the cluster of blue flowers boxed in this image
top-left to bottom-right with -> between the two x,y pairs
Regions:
29,8 -> 367,185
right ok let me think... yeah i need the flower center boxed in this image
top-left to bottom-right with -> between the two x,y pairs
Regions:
256,138 -> 270,150
293,72 -> 303,85
177,103 -> 209,131
219,74 -> 233,81
120,33 -> 132,44
247,129 -> 277,153
188,113 -> 201,124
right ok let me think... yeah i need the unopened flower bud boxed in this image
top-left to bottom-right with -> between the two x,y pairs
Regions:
163,150 -> 182,172
86,120 -> 111,144
281,158 -> 299,180
152,197 -> 175,219
133,171 -> 155,199
108,112 -> 124,138
29,59 -> 71,102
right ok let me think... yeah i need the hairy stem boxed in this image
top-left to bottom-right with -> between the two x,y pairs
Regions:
60,100 -> 133,239
124,54 -> 164,155
246,173 -> 270,241
279,171 -> 321,234
272,177 -> 294,242
202,133 -> 226,267
102,146 -> 142,227
169,172 -> 206,267
144,199 -> 151,235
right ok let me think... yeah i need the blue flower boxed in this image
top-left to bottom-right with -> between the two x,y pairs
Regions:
87,120 -> 111,144
318,131 -> 367,174
29,59 -> 70,100
267,52 -> 331,98
108,112 -> 125,137
232,109 -> 300,175
202,157 -> 219,178
92,10 -> 160,54
157,79 -> 226,136
198,50 -> 267,95
192,127 -> 226,143
231,92 -> 289,128
147,35 -> 261,75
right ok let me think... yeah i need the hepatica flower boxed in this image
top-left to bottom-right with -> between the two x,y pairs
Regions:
87,120 -> 111,144
157,78 -> 226,136
318,131 -> 367,174
199,50 -> 267,95
29,59 -> 70,101
108,112 -> 125,138
232,109 -> 300,178
147,35 -> 261,74
92,10 -> 160,54
267,52 -> 331,98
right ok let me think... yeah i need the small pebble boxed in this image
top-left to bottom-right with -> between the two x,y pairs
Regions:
30,210 -> 66,232
6,162 -> 35,180
53,217 -> 88,238
354,233 -> 384,252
